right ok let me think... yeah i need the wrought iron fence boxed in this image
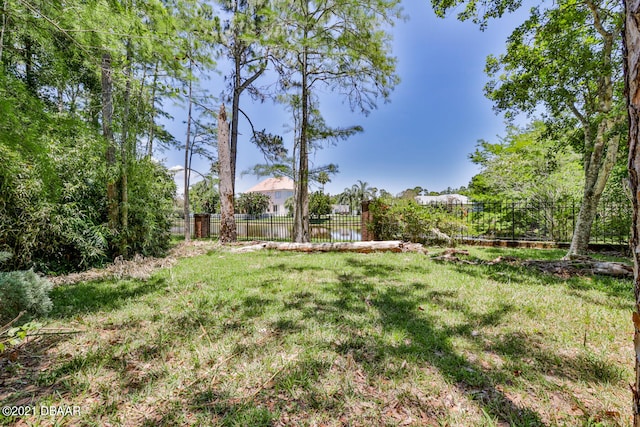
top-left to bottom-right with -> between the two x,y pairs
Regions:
171,214 -> 362,242
421,199 -> 631,244
171,199 -> 631,245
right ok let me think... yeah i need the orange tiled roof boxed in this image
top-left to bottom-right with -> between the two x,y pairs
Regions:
246,177 -> 294,192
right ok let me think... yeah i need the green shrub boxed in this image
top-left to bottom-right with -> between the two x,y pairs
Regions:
368,198 -> 467,244
368,198 -> 402,240
0,269 -> 53,324
309,191 -> 332,217
120,159 -> 176,258
0,321 -> 42,354
237,192 -> 270,216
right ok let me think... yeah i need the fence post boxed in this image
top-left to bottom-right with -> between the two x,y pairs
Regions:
361,201 -> 373,241
194,214 -> 211,238
550,201 -> 554,241
511,202 -> 515,241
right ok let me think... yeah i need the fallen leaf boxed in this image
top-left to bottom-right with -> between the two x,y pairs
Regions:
605,410 -> 620,418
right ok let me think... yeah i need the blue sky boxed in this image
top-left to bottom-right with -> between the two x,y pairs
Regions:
161,1 -> 531,196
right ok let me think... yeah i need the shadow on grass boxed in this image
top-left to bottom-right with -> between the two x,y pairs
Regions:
49,276 -> 166,319
0,334 -> 74,409
12,252 -> 626,425
344,257 -> 430,278
311,269 -> 544,425
243,255 -> 623,425
2,277 -> 168,412
443,254 -> 632,306
190,390 -> 276,427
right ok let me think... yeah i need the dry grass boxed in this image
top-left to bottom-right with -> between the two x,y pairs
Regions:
48,240 -> 230,286
1,244 -> 633,426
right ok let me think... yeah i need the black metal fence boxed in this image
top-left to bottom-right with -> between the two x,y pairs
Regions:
422,200 -> 631,245
171,214 -> 362,242
172,199 -> 631,245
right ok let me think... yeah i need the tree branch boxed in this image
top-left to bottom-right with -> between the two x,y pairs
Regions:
584,0 -> 612,39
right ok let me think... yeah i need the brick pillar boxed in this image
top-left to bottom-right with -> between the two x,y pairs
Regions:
361,201 -> 374,241
194,214 -> 211,238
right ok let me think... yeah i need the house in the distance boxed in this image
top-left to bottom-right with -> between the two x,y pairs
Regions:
246,177 -> 295,215
416,194 -> 469,205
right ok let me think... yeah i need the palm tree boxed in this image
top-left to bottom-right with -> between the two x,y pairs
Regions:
337,187 -> 356,214
337,181 -> 375,214
317,171 -> 330,194
351,180 -> 375,212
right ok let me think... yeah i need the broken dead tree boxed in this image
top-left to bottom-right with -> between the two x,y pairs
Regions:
431,250 -> 632,278
231,241 -> 428,254
522,259 -> 632,278
431,249 -> 474,264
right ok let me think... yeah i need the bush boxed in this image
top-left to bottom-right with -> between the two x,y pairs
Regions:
237,192 -> 270,216
120,159 -> 176,258
0,115 -> 110,273
368,198 -> 467,244
0,269 -> 53,324
309,191 -> 332,217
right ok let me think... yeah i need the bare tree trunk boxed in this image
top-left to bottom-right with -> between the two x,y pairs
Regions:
0,0 -> 7,64
624,0 -> 640,423
24,36 -> 34,92
231,58 -> 241,195
184,62 -> 194,242
232,241 -> 424,254
293,42 -> 310,243
229,42 -> 265,195
57,87 -> 64,113
226,0 -> 267,196
146,60 -> 159,158
101,53 -> 119,233
120,41 -> 133,256
218,104 -> 237,243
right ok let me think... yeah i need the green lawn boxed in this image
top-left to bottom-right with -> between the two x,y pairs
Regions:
1,246 -> 633,426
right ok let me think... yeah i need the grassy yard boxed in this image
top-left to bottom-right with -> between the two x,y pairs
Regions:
0,246 -> 634,426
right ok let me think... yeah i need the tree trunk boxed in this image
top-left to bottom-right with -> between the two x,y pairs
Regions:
624,0 -> 640,423
218,104 -> 237,243
231,58 -> 241,195
566,187 -> 599,256
120,42 -> 133,256
147,59 -> 159,158
184,62 -> 194,242
566,13 -> 620,258
101,53 -> 119,232
24,36 -> 34,92
232,241 -> 425,254
293,39 -> 310,243
229,1 -> 241,195
565,121 -> 620,257
229,39 -> 265,195
0,0 -> 7,64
